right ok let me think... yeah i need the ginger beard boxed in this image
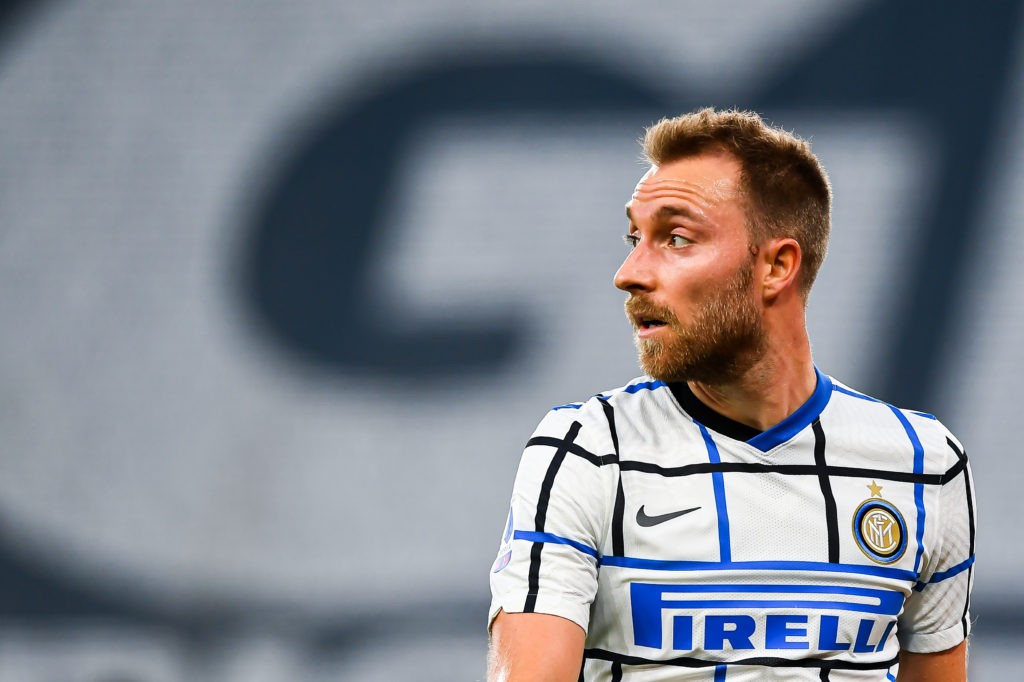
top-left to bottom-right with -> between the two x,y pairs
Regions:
626,258 -> 767,385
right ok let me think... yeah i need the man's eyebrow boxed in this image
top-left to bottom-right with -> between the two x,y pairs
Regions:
655,205 -> 704,222
624,204 -> 705,225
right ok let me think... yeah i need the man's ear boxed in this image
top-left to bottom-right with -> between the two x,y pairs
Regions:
760,237 -> 802,302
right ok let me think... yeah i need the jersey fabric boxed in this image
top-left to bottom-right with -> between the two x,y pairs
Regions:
489,369 -> 976,681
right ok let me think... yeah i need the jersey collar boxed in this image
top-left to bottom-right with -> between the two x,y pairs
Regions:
670,367 -> 833,452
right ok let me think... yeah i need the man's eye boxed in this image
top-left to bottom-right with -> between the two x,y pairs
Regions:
623,234 -> 639,248
669,234 -> 691,247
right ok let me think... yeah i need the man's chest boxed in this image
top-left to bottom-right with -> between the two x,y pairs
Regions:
583,431 -> 923,671
608,431 -> 925,567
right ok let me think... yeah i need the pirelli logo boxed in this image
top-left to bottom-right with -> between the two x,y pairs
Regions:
629,582 -> 904,653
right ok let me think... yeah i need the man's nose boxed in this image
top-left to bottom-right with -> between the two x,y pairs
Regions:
614,242 -> 657,292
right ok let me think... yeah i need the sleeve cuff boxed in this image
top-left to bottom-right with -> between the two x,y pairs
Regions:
488,593 -> 591,635
898,620 -> 969,653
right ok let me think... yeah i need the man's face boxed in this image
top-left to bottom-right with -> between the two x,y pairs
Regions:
615,151 -> 766,384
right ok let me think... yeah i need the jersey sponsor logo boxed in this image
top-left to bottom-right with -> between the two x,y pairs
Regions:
629,582 -> 903,653
636,505 -> 701,527
852,482 -> 907,564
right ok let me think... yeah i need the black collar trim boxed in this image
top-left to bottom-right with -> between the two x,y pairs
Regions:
669,381 -> 763,442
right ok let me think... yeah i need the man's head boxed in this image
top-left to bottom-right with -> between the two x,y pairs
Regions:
615,108 -> 831,384
643,108 -> 832,295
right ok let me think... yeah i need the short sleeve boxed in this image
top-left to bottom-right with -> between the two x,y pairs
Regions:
488,405 -> 615,634
898,434 -> 976,653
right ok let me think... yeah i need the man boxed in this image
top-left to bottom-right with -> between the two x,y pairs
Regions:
487,109 -> 975,681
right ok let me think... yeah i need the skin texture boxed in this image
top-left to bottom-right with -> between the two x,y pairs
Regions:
488,611 -> 585,682
616,151 -> 815,431
897,641 -> 968,681
487,151 -> 968,681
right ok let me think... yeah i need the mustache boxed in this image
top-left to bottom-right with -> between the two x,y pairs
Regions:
624,296 -> 680,328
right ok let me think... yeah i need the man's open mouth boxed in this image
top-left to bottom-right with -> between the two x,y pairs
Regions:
639,318 -> 667,330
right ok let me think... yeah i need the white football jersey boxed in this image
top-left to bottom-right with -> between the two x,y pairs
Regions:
489,369 -> 975,681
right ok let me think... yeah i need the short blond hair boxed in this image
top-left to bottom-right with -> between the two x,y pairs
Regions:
644,108 -> 832,295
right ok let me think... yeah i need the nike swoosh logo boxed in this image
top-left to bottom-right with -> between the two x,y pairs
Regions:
636,504 -> 701,527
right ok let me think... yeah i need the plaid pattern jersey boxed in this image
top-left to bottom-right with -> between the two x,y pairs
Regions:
489,369 -> 975,681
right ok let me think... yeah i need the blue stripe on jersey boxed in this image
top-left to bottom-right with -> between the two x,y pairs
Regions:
886,670 -> 897,681
913,554 -> 975,591
623,379 -> 667,394
632,583 -> 901,597
714,664 -> 727,681
550,379 -> 666,410
512,531 -> 921,584
630,583 -> 905,615
746,367 -> 833,452
831,384 -> 937,420
600,556 -> 918,582
875,620 -> 897,652
632,597 -> 898,612
888,406 -> 927,575
699,424 -> 732,562
513,530 -> 599,558
832,383 -> 931,579
832,384 -> 880,402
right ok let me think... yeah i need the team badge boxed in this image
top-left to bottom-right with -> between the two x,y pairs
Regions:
852,481 -> 907,564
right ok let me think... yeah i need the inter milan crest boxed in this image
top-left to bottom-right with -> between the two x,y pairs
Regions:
852,481 -> 907,564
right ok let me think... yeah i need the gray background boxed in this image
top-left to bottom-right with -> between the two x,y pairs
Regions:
0,0 -> 1019,679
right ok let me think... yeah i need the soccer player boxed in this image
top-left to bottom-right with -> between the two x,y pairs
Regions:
487,109 -> 975,681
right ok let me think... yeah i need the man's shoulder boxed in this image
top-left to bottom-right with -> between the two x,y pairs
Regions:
545,375 -> 671,417
530,376 -> 673,443
825,375 -> 966,465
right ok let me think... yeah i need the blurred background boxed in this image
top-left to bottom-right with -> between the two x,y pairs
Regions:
0,0 -> 1019,679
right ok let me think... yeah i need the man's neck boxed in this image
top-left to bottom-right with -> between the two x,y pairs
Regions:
687,337 -> 817,432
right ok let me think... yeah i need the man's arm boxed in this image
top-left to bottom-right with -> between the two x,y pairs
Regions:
896,641 -> 967,682
487,610 -> 585,682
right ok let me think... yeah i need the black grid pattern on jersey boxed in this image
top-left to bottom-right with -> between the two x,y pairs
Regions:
526,433 -> 966,486
521,397 -> 972,676
523,420 -> 582,613
812,419 -> 841,563
584,648 -> 900,671
946,437 -> 975,640
616,458 -> 963,484
599,397 -> 627,557
619,401 -> 897,674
